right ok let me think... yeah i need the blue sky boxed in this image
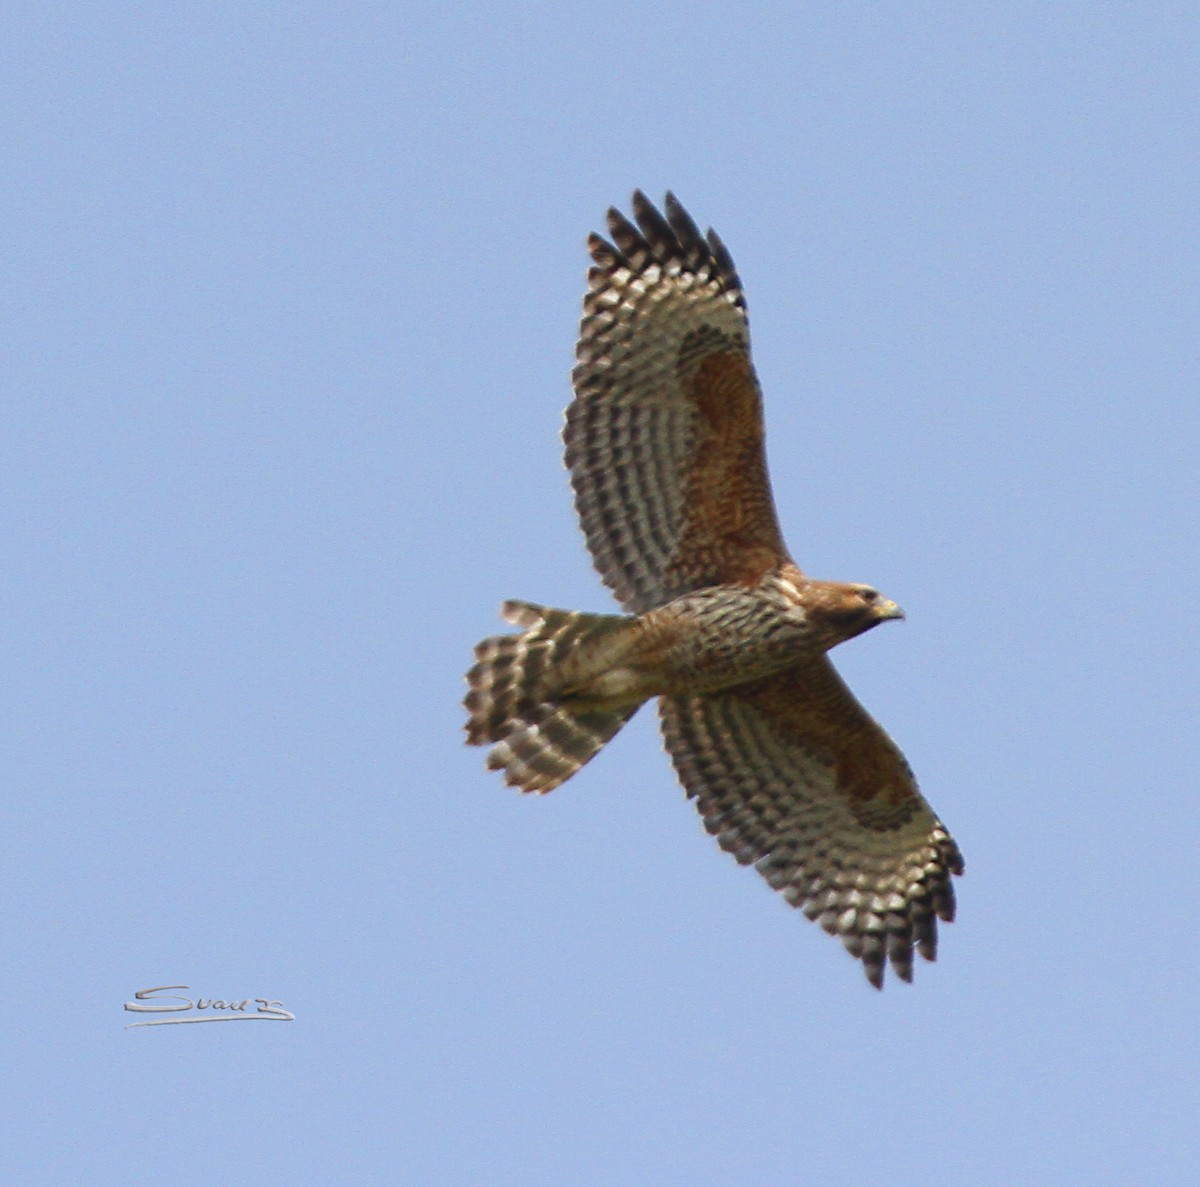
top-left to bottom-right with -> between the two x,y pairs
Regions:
4,3 -> 1197,1184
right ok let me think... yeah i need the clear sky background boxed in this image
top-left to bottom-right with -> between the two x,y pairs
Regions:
4,4 -> 1197,1184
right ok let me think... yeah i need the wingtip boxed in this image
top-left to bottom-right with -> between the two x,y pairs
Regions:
586,231 -> 622,269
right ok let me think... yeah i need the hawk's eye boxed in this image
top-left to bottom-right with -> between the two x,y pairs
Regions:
860,588 -> 878,603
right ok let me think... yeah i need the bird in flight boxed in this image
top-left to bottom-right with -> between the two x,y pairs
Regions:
465,192 -> 962,987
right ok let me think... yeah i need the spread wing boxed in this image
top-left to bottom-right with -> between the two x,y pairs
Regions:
659,657 -> 963,988
565,191 -> 792,614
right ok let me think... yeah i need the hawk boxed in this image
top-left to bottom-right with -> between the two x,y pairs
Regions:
465,192 -> 962,987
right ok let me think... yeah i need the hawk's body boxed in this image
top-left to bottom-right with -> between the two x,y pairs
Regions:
465,193 -> 962,987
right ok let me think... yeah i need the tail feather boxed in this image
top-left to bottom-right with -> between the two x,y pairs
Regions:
465,600 -> 639,793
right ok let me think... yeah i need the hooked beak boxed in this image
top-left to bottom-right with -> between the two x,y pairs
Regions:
876,598 -> 905,622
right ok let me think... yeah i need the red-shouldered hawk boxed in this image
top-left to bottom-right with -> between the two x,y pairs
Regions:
465,192 -> 962,988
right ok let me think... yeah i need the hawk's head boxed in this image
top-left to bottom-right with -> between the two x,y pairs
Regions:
805,581 -> 904,649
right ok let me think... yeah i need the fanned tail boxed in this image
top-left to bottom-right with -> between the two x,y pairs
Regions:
465,600 -> 639,793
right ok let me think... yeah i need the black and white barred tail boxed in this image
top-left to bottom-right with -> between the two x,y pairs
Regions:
465,600 -> 640,793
